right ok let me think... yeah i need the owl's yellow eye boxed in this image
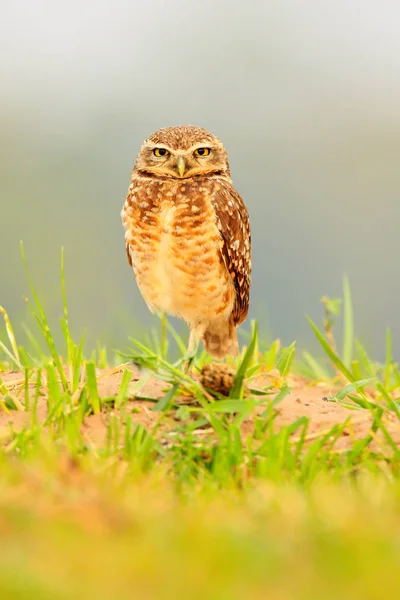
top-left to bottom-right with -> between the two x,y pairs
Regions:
153,148 -> 170,157
194,147 -> 211,157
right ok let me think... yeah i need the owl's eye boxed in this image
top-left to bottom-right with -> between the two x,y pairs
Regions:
153,148 -> 170,157
194,148 -> 211,157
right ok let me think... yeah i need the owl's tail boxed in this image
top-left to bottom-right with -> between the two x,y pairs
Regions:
202,318 -> 239,359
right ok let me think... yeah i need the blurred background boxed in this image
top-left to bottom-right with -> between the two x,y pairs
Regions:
1,0 -> 400,357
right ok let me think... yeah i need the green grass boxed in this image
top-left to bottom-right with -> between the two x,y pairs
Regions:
1,248 -> 400,598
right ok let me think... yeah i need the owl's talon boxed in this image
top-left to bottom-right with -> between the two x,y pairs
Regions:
182,358 -> 193,374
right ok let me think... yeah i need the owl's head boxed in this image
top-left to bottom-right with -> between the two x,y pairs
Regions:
134,125 -> 231,179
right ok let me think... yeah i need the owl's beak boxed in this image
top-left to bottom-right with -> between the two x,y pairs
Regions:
176,156 -> 186,177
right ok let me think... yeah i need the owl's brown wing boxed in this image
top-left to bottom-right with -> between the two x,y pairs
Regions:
212,181 -> 251,325
125,242 -> 132,266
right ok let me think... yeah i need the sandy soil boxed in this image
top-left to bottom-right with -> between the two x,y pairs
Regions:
1,365 -> 399,453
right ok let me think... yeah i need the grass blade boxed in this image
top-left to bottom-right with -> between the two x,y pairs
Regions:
384,328 -> 392,389
21,242 -> 69,391
153,383 -> 179,412
229,321 -> 258,399
0,306 -> 20,366
333,378 -> 377,402
85,362 -> 101,414
307,316 -> 355,383
115,369 -> 133,408
277,341 -> 296,377
302,350 -> 331,381
342,275 -> 354,368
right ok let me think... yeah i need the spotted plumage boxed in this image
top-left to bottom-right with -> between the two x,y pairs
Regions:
121,125 -> 251,359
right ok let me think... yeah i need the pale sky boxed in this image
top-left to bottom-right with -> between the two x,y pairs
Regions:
1,0 -> 400,356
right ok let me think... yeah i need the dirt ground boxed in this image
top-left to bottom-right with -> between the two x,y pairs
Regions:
1,365 -> 400,452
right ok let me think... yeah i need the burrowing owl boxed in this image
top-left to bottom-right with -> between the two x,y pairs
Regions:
121,125 -> 251,359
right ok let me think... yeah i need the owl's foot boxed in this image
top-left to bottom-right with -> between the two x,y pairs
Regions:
182,358 -> 194,374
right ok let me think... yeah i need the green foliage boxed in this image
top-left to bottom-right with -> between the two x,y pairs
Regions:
0,252 -> 399,598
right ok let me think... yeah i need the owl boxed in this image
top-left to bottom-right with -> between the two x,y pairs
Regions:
121,125 -> 251,360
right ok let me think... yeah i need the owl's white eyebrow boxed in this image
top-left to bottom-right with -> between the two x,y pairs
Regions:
148,144 -> 171,150
145,143 -> 216,153
190,143 -> 214,150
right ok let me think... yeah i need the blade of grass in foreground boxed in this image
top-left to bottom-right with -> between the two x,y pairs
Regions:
277,341 -> 296,376
21,242 -> 69,392
302,350 -> 332,381
0,306 -> 21,367
115,369 -> 133,408
263,339 -> 280,371
85,362 -> 101,414
229,320 -> 259,399
355,339 -> 376,379
126,339 -> 211,405
307,316 -> 355,383
342,275 -> 354,369
384,328 -> 393,390
153,383 -> 180,412
332,378 -> 377,403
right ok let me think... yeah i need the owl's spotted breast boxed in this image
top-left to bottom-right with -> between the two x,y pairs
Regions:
122,175 -> 236,326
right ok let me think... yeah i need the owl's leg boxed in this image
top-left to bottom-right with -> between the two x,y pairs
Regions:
182,329 -> 199,373
187,329 -> 197,355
